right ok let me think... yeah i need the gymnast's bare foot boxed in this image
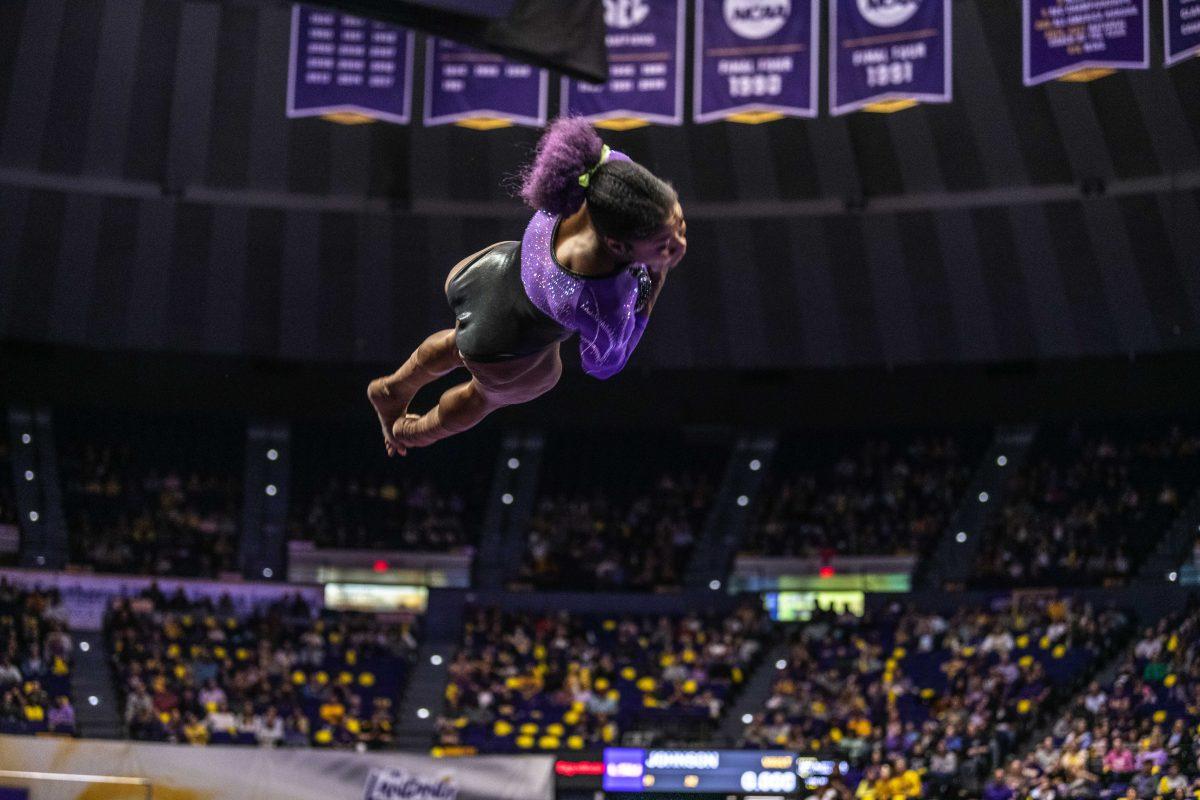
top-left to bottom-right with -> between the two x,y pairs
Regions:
368,378 -> 410,457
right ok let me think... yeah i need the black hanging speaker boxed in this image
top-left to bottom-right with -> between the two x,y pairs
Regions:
303,0 -> 609,84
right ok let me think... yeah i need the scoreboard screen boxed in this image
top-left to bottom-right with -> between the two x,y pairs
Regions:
603,750 -> 815,794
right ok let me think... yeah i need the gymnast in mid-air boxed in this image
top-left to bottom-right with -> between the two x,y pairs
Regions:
368,116 -> 687,455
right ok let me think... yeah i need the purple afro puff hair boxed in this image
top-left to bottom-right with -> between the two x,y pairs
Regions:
519,116 -> 604,217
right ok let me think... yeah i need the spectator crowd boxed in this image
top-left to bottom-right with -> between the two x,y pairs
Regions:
437,603 -> 768,752
975,422 -> 1200,587
518,433 -> 726,590
744,434 -> 981,558
983,602 -> 1200,800
0,580 -> 75,735
286,420 -> 488,552
106,586 -> 417,749
58,413 -> 243,577
743,598 -> 1130,798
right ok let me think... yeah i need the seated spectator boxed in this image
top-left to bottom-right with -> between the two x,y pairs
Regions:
255,706 -> 284,747
47,695 -> 75,734
206,700 -> 236,733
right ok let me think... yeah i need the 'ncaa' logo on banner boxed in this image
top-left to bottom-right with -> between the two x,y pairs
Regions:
724,0 -> 792,39
856,0 -> 919,27
605,0 -> 651,27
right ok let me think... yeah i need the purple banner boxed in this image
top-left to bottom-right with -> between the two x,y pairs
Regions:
1166,0 -> 1200,65
287,5 -> 414,124
561,0 -> 686,129
1023,0 -> 1149,85
423,37 -> 548,128
829,0 -> 951,116
694,0 -> 819,123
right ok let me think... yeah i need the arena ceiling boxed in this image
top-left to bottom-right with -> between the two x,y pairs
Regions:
0,0 -> 1197,370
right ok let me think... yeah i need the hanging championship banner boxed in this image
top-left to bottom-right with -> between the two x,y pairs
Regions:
1023,0 -> 1149,84
287,5 -> 414,125
423,37 -> 548,129
694,0 -> 819,123
829,0 -> 951,116
561,0 -> 686,129
1165,0 -> 1200,65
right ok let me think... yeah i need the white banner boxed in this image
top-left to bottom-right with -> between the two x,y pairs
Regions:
0,735 -> 552,800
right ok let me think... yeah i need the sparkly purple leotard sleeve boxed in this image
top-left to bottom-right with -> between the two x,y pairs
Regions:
520,210 -> 652,380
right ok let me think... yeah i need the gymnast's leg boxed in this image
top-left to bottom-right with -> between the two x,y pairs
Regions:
368,329 -> 463,455
391,346 -> 562,451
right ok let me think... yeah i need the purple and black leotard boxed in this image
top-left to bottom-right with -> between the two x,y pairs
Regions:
445,157 -> 652,379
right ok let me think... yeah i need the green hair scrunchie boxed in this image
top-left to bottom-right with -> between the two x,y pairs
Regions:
577,144 -> 611,188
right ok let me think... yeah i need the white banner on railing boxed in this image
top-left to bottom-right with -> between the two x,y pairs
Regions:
0,735 -> 553,800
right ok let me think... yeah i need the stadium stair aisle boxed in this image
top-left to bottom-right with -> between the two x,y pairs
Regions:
72,632 -> 123,739
915,423 -> 1038,590
684,433 -> 777,590
1138,485 -> 1200,583
714,639 -> 789,745
240,421 -> 289,581
8,407 -> 68,569
393,591 -> 465,750
475,432 -> 543,591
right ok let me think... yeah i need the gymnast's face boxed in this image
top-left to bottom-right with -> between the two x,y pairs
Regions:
608,202 -> 687,270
